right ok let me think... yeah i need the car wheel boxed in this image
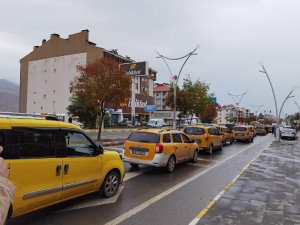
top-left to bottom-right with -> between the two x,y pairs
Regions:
166,155 -> 176,172
219,142 -> 223,151
191,150 -> 198,163
208,144 -> 213,155
130,163 -> 139,168
102,171 -> 120,198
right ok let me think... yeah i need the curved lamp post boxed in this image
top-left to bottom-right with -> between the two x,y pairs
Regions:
155,46 -> 199,129
228,92 -> 248,124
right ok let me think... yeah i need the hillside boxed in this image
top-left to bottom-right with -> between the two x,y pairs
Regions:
0,79 -> 19,112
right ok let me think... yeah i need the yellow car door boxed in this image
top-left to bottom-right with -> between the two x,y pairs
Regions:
60,130 -> 102,200
171,133 -> 185,162
180,133 -> 194,160
9,128 -> 63,217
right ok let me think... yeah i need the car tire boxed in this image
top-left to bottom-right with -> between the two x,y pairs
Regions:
191,150 -> 198,163
208,144 -> 213,155
130,163 -> 139,168
219,142 -> 223,151
102,171 -> 120,198
166,155 -> 176,173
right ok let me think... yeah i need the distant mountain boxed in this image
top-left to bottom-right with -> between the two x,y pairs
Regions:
0,79 -> 19,112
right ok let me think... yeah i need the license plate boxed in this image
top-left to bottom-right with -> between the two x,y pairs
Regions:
131,150 -> 146,156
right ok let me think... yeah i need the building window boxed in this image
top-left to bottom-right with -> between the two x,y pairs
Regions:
33,91 -> 36,94
44,69 -> 46,73
43,94 -> 46,99
53,101 -> 55,104
53,89 -> 56,93
41,106 -> 43,110
33,102 -> 35,104
54,68 -> 56,73
45,80 -> 47,84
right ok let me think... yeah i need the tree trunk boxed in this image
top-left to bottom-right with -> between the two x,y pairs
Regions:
97,114 -> 105,141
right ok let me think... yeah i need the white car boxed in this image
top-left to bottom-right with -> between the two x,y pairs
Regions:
280,125 -> 297,140
147,119 -> 166,128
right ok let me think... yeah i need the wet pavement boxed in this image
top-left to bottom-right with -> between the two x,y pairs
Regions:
196,139 -> 300,225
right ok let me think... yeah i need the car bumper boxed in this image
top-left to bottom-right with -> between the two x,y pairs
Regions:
281,133 -> 296,138
122,153 -> 170,167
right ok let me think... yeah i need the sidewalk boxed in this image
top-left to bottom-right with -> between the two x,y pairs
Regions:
195,140 -> 300,225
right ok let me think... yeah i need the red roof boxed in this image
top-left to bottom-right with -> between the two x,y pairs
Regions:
154,84 -> 170,92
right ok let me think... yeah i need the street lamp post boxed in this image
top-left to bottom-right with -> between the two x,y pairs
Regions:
228,92 -> 247,125
155,47 -> 198,129
258,65 -> 297,141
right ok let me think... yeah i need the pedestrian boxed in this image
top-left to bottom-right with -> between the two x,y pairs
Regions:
0,145 -> 16,225
68,117 -> 72,123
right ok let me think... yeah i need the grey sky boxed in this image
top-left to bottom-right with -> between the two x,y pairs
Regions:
1,0 -> 300,115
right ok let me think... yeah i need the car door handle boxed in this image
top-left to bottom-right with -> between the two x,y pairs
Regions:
56,164 -> 62,176
64,163 -> 69,175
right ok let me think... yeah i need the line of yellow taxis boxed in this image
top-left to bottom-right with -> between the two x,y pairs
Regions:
1,116 -> 260,222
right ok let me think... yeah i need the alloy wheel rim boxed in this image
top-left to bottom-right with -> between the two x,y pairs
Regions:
169,157 -> 175,171
105,175 -> 118,194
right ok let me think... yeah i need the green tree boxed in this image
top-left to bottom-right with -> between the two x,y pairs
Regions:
201,104 -> 219,123
70,58 -> 131,140
67,94 -> 99,128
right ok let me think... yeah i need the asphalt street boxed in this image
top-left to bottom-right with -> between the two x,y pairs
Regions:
8,134 -> 274,225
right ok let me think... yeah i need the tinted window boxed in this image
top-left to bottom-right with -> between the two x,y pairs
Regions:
13,129 -> 54,158
64,131 -> 95,157
0,131 -> 7,159
233,127 -> 247,131
208,128 -> 214,135
172,133 -> 182,143
184,127 -> 205,135
181,134 -> 190,143
128,132 -> 160,143
163,134 -> 171,143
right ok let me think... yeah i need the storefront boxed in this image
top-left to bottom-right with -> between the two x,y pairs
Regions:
110,94 -> 154,125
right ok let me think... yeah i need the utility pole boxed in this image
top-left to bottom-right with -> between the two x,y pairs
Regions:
228,92 -> 247,125
155,46 -> 198,129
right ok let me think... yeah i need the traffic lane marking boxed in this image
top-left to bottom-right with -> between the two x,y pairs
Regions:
58,186 -> 125,212
103,136 -> 270,225
188,142 -> 267,225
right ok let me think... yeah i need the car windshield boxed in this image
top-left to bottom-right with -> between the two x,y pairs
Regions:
128,132 -> 160,143
184,127 -> 205,135
233,127 -> 247,131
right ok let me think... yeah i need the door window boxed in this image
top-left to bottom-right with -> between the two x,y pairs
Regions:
12,129 -> 54,158
163,134 -> 172,143
172,133 -> 182,143
181,134 -> 191,143
64,131 -> 96,157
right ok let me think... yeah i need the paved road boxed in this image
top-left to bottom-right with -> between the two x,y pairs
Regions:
8,135 -> 274,225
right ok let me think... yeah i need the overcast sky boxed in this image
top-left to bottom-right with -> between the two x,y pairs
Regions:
1,0 -> 300,116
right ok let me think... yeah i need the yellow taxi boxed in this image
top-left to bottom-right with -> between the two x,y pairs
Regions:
123,129 -> 199,172
232,125 -> 254,142
0,116 -> 124,220
183,125 -> 223,155
215,125 -> 234,145
256,124 -> 267,135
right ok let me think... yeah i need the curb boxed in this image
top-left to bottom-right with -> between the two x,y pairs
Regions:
99,141 -> 125,147
85,129 -> 137,133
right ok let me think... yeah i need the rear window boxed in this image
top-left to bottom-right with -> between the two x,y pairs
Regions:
233,127 -> 247,132
184,127 -> 205,135
128,132 -> 160,143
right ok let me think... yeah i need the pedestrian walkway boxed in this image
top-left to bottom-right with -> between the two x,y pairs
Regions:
194,139 -> 300,225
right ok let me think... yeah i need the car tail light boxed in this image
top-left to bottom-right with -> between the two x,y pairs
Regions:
205,133 -> 209,141
155,143 -> 163,153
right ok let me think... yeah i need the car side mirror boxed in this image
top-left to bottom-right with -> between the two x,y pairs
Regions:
95,144 -> 104,155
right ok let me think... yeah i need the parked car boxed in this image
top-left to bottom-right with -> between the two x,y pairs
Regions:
147,119 -> 166,128
256,125 -> 267,136
215,125 -> 234,145
280,125 -> 297,140
122,129 -> 199,172
184,125 -> 223,155
1,117 -> 124,221
232,125 -> 254,142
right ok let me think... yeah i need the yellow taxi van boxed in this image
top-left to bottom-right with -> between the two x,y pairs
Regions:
123,129 -> 199,172
232,125 -> 254,142
215,125 -> 234,145
0,116 -> 124,220
183,125 -> 223,155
